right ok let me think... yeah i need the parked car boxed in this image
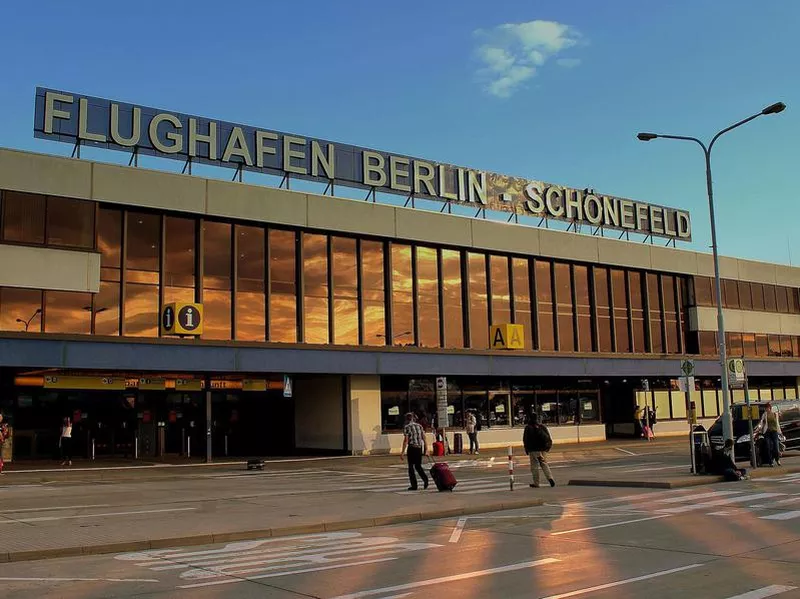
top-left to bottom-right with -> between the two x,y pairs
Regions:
708,400 -> 800,464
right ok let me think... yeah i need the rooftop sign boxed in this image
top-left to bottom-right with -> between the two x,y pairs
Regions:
34,87 -> 691,241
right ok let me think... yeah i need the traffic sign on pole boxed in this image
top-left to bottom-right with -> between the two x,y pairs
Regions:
727,358 -> 746,389
680,359 -> 695,377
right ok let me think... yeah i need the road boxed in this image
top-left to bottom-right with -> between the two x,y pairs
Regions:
0,443 -> 799,598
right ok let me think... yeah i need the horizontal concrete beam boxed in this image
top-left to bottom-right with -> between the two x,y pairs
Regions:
1,336 -> 799,377
690,306 -> 800,336
0,244 -> 100,293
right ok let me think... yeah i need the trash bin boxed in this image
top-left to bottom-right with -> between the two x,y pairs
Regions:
691,425 -> 710,474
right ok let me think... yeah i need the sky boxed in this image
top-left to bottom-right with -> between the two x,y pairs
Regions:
0,0 -> 797,265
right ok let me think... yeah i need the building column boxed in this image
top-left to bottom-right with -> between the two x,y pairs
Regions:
348,375 -> 383,455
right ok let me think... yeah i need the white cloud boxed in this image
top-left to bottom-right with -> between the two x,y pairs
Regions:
474,20 -> 583,98
556,58 -> 582,68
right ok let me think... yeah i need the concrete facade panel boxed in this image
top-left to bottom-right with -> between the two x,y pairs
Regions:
92,163 -> 206,214
0,148 -> 91,199
394,207 -> 472,247
776,265 -> 800,288
597,239 -> 651,270
692,306 -> 800,336
207,180 -> 307,227
738,259 -> 778,285
0,244 -> 100,293
470,220 -> 541,256
538,229 -> 599,263
650,246 -> 698,276
307,194 -> 395,238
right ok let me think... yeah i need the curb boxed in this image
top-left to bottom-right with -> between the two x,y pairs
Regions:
0,497 -> 545,564
569,464 -> 800,489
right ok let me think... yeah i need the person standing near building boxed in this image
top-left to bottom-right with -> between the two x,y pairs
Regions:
400,413 -> 429,491
60,417 -> 73,467
633,404 -> 644,438
465,409 -> 479,455
523,413 -> 556,488
0,413 -> 8,475
759,403 -> 782,466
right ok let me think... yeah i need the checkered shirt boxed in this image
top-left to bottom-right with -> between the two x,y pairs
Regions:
403,422 -> 426,448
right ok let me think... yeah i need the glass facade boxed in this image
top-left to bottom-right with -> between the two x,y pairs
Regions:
1,190 -> 799,361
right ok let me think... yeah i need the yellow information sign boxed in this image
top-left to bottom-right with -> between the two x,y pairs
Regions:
242,379 -> 268,392
43,375 -> 126,391
490,324 -> 525,350
175,378 -> 203,392
161,302 -> 204,336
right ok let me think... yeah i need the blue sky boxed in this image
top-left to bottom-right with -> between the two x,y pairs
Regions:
0,1 -> 796,264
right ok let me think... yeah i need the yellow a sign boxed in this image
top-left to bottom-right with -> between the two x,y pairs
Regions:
490,324 -> 525,350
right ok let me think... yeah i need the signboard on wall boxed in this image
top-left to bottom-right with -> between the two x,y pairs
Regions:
490,324 -> 525,350
161,303 -> 203,336
34,87 -> 692,241
436,377 -> 448,428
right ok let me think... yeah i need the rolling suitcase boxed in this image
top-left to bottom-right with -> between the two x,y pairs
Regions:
430,461 -> 457,491
453,433 -> 463,454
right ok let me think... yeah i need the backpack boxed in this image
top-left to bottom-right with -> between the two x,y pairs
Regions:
540,426 -> 553,452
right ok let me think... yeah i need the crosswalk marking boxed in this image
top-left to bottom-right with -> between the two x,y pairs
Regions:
653,490 -> 741,504
760,510 -> 800,521
658,493 -> 785,514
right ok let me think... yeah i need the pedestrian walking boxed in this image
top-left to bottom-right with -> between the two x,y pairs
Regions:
0,413 -> 8,475
633,404 -> 644,438
523,413 -> 556,488
400,413 -> 429,491
647,406 -> 657,438
759,403 -> 782,466
465,409 -> 479,454
60,416 -> 73,467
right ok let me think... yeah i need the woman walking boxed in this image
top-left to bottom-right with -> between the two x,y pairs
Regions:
465,409 -> 479,455
60,417 -> 73,467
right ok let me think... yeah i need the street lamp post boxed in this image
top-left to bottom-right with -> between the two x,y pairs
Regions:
637,102 -> 786,443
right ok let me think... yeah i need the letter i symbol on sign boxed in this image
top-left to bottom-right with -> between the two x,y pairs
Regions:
185,308 -> 194,327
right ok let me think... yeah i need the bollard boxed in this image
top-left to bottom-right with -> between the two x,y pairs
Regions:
508,446 -> 514,491
187,437 -> 191,459
224,434 -> 229,457
91,438 -> 95,461
134,436 -> 139,460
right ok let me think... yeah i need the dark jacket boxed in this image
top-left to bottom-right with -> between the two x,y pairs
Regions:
523,423 -> 552,453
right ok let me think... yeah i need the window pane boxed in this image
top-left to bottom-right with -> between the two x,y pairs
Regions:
780,334 -> 792,357
2,191 -> 45,244
742,332 -> 757,358
738,281 -> 752,310
647,273 -> 663,353
554,263 -> 574,352
0,288 -> 42,332
663,275 -> 680,353
693,277 -> 713,306
594,267 -> 612,352
416,246 -> 440,348
236,225 -> 265,341
768,334 -> 781,357
728,332 -> 743,357
303,233 -> 329,345
47,197 -> 94,248
468,253 -> 488,349
269,229 -> 297,343
756,334 -> 769,357
203,221 -> 232,340
126,212 -> 160,273
442,250 -> 463,348
612,269 -> 630,352
94,280 -> 120,336
752,283 -> 765,311
764,285 -> 777,312
574,265 -> 592,352
332,236 -> 358,345
124,282 -> 159,337
723,279 -> 739,309
97,208 -> 122,269
630,272 -> 645,352
44,291 -> 91,334
512,258 -> 532,351
536,260 -> 555,351
361,240 -> 385,346
490,255 -> 510,325
165,216 -> 196,306
390,244 -> 414,346
777,286 -> 790,313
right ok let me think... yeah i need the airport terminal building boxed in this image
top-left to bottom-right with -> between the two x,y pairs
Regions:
0,88 -> 799,462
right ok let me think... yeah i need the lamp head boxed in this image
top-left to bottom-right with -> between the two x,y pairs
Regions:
762,102 -> 786,115
637,132 -> 658,141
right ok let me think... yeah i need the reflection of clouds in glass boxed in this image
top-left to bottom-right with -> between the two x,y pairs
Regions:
392,245 -> 412,293
333,299 -> 358,345
417,247 -> 439,348
204,222 -> 232,282
203,289 -> 232,340
237,225 -> 265,282
270,293 -> 296,343
270,230 -> 296,284
95,280 -> 120,336
442,250 -> 463,348
124,283 -> 158,337
236,292 -> 266,341
304,234 -> 328,296
332,237 -> 357,295
469,253 -> 489,349
98,209 -> 122,268
361,241 -> 384,291
45,291 -> 91,334
127,213 -> 160,271
0,288 -> 42,332
164,287 -> 194,305
165,217 -> 195,286
304,296 -> 328,344
363,302 -> 385,346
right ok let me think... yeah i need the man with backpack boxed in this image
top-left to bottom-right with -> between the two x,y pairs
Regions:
523,413 -> 556,488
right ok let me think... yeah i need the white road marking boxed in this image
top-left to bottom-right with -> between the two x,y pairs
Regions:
622,465 -> 688,473
563,488 -> 696,508
448,517 -> 468,543
0,507 -> 195,524
614,447 -> 637,456
538,564 -> 702,599
654,490 -> 742,504
328,558 -> 560,599
0,577 -> 159,583
658,493 -> 785,514
600,462 -> 663,469
550,515 -> 671,536
723,585 -> 797,599
760,511 -> 800,521
751,494 -> 800,508
0,504 -> 111,514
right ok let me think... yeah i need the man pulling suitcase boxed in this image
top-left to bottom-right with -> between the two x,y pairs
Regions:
400,413 -> 429,491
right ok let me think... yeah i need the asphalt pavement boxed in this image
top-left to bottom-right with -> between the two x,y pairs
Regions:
1,439 -> 799,597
